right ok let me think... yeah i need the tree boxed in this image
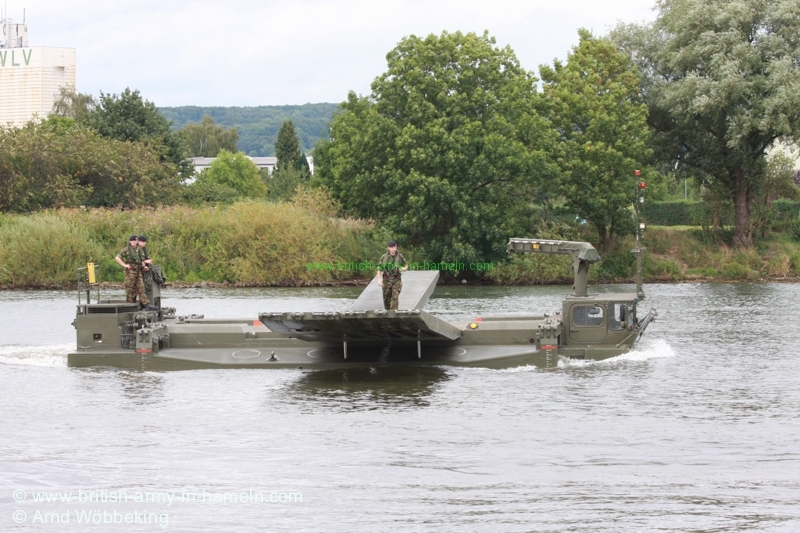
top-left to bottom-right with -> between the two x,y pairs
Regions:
611,0 -> 800,247
50,85 -> 97,123
178,115 -> 239,157
540,30 -> 652,249
267,166 -> 306,202
84,88 -> 191,178
275,120 -> 303,171
752,152 -> 800,238
198,149 -> 266,198
0,118 -> 180,211
314,31 -> 555,264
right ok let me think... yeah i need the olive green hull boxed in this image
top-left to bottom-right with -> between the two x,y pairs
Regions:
68,312 -> 634,371
68,341 -> 629,371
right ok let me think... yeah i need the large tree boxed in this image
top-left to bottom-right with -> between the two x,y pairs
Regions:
84,88 -> 191,178
199,149 -> 266,198
314,31 -> 555,264
274,120 -> 304,171
540,30 -> 651,249
611,0 -> 800,247
0,118 -> 180,211
178,115 -> 239,158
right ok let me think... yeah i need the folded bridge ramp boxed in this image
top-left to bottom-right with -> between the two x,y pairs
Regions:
258,271 -> 462,345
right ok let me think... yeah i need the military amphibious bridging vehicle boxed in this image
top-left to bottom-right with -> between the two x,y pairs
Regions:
69,239 -> 657,370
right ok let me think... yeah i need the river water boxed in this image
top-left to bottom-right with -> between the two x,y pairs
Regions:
1,283 -> 798,532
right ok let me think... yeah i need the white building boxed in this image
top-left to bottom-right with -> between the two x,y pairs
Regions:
188,155 -> 314,176
189,156 -> 278,175
1,16 -> 76,128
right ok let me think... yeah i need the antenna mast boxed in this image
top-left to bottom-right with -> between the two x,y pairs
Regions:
633,170 -> 646,300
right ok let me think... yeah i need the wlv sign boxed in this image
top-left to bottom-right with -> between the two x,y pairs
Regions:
0,49 -> 33,67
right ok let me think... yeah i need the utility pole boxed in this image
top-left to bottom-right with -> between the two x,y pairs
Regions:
633,170 -> 646,299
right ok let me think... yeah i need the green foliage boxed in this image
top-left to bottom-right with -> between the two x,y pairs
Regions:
275,120 -> 303,171
643,200 -> 733,226
774,199 -> 800,223
177,115 -> 238,157
540,30 -> 651,249
0,214 -> 104,286
199,150 -> 266,198
0,118 -> 181,211
159,103 -> 338,156
50,85 -> 97,122
486,253 -> 572,285
85,88 -> 190,178
752,153 -> 800,237
0,201 -> 378,287
182,180 -> 241,205
610,0 -> 800,247
595,250 -> 635,280
315,30 -> 556,265
787,220 -> 800,242
267,166 -> 308,202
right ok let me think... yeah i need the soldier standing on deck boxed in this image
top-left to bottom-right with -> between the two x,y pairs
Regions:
115,235 -> 154,310
137,235 -> 154,293
376,240 -> 408,310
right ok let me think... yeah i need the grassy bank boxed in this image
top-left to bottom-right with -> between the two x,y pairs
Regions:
2,202 -> 800,289
488,227 -> 800,284
0,191 -> 386,288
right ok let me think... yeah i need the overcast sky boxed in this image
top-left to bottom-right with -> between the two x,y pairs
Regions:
7,0 -> 658,107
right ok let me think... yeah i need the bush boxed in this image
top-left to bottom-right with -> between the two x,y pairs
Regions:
773,199 -> 800,222
0,202 -> 379,287
595,251 -> 635,280
486,253 -> 572,284
182,180 -> 242,205
0,214 -> 104,286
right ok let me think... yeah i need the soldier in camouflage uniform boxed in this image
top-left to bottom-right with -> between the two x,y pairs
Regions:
137,235 -> 154,293
115,235 -> 150,307
377,240 -> 408,310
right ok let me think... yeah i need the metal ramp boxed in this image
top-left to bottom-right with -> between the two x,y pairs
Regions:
351,271 -> 439,311
258,309 -> 462,345
258,270 -> 452,358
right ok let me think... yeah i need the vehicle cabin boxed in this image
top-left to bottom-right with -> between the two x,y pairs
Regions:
561,293 -> 639,345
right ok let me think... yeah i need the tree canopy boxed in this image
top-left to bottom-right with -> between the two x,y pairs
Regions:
315,31 -> 555,265
199,149 -> 266,198
178,115 -> 239,158
541,29 -> 651,248
85,88 -> 190,178
0,118 -> 180,211
275,120 -> 304,171
611,0 -> 800,247
50,85 -> 97,123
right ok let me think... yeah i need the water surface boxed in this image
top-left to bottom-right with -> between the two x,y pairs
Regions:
1,283 -> 798,532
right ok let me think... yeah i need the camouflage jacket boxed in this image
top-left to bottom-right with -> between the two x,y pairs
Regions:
117,244 -> 141,268
379,252 -> 407,279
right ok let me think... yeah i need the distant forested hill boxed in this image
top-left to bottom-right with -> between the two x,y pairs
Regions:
158,103 -> 339,156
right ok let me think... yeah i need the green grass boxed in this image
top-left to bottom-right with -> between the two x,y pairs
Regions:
3,207 -> 800,288
0,190 -> 384,288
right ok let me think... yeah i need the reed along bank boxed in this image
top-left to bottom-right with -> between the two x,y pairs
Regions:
3,199 -> 800,289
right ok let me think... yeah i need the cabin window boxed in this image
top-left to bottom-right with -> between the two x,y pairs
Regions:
608,302 -> 627,331
573,305 -> 604,327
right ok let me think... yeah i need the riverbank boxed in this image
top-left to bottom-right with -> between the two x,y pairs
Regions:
2,201 -> 800,289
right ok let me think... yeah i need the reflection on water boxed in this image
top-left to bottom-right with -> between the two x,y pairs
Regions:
115,371 -> 166,405
280,366 -> 451,412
